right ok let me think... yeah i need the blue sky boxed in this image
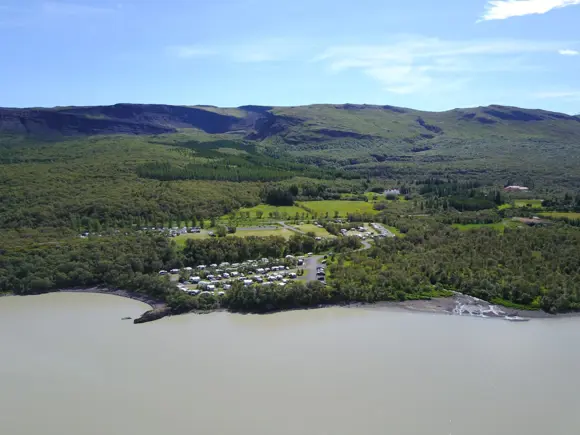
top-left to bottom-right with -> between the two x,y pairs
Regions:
1,0 -> 579,113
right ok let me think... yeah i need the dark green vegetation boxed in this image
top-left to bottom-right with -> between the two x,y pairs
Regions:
135,140 -> 348,182
2,102 -> 580,315
0,232 -> 177,298
330,221 -> 580,313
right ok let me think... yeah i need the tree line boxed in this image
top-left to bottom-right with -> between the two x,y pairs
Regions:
327,223 -> 580,313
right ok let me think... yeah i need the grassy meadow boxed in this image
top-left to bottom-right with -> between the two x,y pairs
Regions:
173,227 -> 294,246
451,220 -> 524,232
499,199 -> 544,210
237,204 -> 309,219
298,200 -> 378,216
294,224 -> 334,237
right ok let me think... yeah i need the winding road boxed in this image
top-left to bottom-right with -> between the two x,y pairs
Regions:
279,221 -> 377,282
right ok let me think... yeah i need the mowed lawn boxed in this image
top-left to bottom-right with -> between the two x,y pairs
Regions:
298,200 -> 377,216
235,228 -> 294,239
540,212 -> 580,219
499,199 -> 543,210
295,224 -> 334,237
174,227 -> 294,246
238,204 -> 308,219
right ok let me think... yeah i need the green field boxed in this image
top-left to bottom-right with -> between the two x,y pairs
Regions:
174,227 -> 294,246
499,199 -> 544,210
451,221 -> 521,232
295,224 -> 333,237
540,212 -> 580,219
298,200 -> 377,216
453,223 -> 505,231
173,232 -> 211,246
238,204 -> 309,219
235,228 -> 294,239
385,226 -> 405,237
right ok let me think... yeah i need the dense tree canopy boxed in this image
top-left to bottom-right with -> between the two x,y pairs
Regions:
329,224 -> 580,313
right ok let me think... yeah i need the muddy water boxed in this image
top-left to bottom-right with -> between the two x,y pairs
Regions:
1,292 -> 579,435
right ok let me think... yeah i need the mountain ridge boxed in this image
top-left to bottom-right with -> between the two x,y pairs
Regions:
1,103 -> 578,140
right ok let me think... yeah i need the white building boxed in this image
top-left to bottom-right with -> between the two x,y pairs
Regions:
504,185 -> 529,192
384,189 -> 401,196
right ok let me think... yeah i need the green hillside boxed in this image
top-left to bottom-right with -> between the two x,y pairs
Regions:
1,102 -> 579,230
2,102 -> 580,315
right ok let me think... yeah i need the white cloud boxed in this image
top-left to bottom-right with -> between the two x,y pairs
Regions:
166,46 -> 216,59
316,36 -> 562,94
481,0 -> 580,21
558,49 -> 579,55
167,38 -> 303,63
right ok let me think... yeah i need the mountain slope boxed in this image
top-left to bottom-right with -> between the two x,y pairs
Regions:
1,103 -> 578,142
2,102 -> 579,186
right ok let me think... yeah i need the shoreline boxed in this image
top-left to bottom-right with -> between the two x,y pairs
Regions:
365,295 -> 580,320
58,287 -> 166,310
0,288 -> 168,323
3,289 -> 579,322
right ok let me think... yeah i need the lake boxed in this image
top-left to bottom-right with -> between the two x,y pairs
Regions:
1,292 -> 579,435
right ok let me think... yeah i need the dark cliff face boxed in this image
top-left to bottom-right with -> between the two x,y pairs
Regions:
0,104 -> 261,137
62,104 -> 253,133
1,103 -> 577,139
0,108 -> 176,136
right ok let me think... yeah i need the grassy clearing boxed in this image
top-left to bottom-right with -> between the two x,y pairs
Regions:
499,199 -> 544,210
452,220 -> 525,232
174,227 -> 294,246
540,212 -> 580,219
452,222 -> 507,232
385,226 -> 405,237
174,232 -> 211,246
235,228 -> 294,239
295,224 -> 333,237
298,200 -> 378,216
238,204 -> 308,219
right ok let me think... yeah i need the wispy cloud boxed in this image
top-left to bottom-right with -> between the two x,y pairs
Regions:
166,39 -> 303,63
559,49 -> 579,55
316,36 -> 561,94
42,1 -> 118,16
166,46 -> 216,59
481,0 -> 580,21
535,90 -> 580,99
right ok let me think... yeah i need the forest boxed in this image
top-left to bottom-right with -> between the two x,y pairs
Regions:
328,223 -> 580,313
2,118 -> 580,316
4,212 -> 580,315
136,139 -> 352,182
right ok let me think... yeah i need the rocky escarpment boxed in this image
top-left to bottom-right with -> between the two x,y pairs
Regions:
0,108 -> 176,136
2,102 -> 578,140
0,104 -> 261,137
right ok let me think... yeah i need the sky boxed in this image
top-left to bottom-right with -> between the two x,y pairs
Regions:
0,0 -> 579,113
